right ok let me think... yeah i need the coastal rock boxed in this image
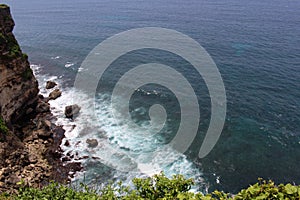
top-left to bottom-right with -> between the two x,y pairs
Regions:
36,101 -> 50,113
0,5 -> 39,124
36,120 -> 52,131
48,89 -> 61,100
0,5 -> 82,192
62,157 -> 71,162
42,120 -> 52,130
86,138 -> 98,148
37,130 -> 52,138
28,154 -> 38,164
64,140 -> 70,147
65,104 -> 81,119
45,81 -> 57,89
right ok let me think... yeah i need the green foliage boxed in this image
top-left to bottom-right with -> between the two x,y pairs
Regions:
234,178 -> 300,200
0,34 -> 22,59
0,4 -> 9,9
6,35 -> 21,58
0,192 -> 13,200
2,175 -> 300,199
22,53 -> 28,60
15,181 -> 99,200
131,173 -> 195,199
21,67 -> 33,81
0,33 -> 6,44
0,117 -> 8,134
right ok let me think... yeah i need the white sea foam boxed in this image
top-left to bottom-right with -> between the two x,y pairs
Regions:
65,62 -> 75,68
51,56 -> 61,60
31,64 -> 203,188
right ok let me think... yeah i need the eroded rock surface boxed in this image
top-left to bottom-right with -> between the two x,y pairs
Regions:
45,81 -> 57,89
0,5 -> 38,125
65,104 -> 81,119
0,5 -> 81,193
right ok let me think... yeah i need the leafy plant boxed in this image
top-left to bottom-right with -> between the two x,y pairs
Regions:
21,67 -> 33,81
0,117 -> 8,134
0,4 -> 9,9
15,181 -> 99,200
234,178 -> 300,200
6,35 -> 21,58
1,174 -> 300,199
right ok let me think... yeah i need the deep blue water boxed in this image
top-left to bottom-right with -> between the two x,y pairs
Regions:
2,0 -> 300,193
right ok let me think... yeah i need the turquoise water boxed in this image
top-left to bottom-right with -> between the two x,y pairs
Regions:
3,0 -> 300,193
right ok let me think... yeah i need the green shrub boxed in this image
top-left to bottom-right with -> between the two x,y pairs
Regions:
0,35 -> 22,59
22,53 -> 28,60
14,173 -> 205,200
15,181 -> 99,200
0,117 -> 8,134
3,174 -> 300,199
21,68 -> 33,80
131,173 -> 195,199
7,36 -> 21,58
234,178 -> 300,200
0,4 -> 9,9
0,33 -> 6,44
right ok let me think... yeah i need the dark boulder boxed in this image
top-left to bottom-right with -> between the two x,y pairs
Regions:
64,104 -> 81,119
48,89 -> 62,100
86,139 -> 98,148
45,81 -> 57,89
36,101 -> 50,113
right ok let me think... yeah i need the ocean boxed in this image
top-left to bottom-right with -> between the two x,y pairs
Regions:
2,0 -> 300,193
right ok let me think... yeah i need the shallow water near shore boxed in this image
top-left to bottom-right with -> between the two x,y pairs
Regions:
3,0 -> 300,193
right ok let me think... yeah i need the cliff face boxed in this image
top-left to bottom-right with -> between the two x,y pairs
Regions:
0,5 -> 81,192
0,4 -> 39,125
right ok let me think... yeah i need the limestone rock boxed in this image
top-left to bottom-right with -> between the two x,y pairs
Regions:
65,104 -> 81,119
45,81 -> 57,89
48,89 -> 62,100
86,139 -> 98,148
64,140 -> 70,147
36,101 -> 50,113
0,5 -> 39,124
0,5 -> 82,192
42,120 -> 52,130
36,129 -> 52,138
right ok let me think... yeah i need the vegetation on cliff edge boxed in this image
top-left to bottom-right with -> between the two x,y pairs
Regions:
0,4 -> 9,9
0,173 -> 300,199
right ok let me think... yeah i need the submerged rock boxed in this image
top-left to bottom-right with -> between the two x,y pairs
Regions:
86,139 -> 98,148
64,104 -> 81,119
45,81 -> 57,89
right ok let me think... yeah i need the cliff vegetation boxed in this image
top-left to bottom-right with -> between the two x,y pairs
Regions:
0,173 -> 300,199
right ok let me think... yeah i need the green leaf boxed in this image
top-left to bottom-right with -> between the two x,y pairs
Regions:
285,184 -> 297,195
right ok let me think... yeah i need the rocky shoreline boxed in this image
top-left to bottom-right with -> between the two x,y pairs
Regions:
0,5 -> 82,193
0,93 -> 82,193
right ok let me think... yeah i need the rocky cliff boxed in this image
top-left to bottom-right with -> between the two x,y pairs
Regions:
0,4 -> 39,125
0,5 -> 81,193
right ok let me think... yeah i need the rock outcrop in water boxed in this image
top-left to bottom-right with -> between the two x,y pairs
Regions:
65,104 -> 81,119
0,5 -> 81,193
